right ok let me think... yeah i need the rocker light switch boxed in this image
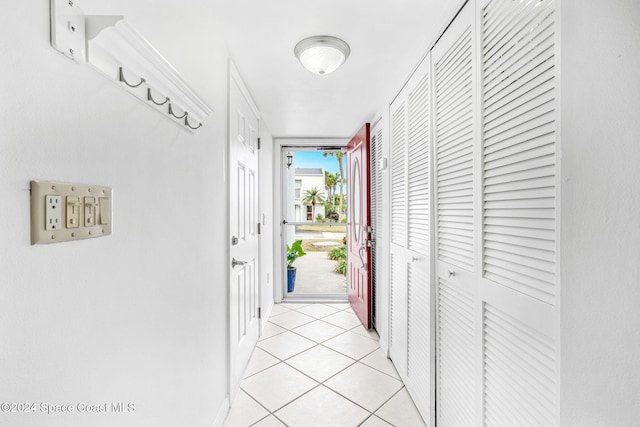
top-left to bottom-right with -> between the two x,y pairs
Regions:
31,181 -> 112,245
99,197 -> 110,225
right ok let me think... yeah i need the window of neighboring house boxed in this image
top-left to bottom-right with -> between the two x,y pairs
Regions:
295,180 -> 301,201
306,205 -> 313,221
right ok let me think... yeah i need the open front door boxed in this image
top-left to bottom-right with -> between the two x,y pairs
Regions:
347,123 -> 371,328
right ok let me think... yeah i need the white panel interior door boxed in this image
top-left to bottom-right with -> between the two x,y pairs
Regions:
229,65 -> 260,400
388,53 -> 433,424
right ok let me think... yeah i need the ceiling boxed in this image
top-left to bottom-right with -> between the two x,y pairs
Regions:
210,1 -> 462,138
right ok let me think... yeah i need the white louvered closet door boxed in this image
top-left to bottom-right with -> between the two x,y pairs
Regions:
479,0 -> 558,425
388,54 -> 433,424
432,3 -> 477,426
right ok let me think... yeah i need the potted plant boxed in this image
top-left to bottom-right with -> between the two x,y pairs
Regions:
286,240 -> 306,292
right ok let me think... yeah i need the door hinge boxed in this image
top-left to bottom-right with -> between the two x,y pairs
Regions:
257,223 -> 261,234
258,307 -> 262,319
257,138 -> 261,149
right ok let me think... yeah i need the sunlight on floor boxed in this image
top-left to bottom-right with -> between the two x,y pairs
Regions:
223,303 -> 426,427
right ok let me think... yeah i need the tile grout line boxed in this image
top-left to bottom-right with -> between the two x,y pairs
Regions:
242,304 -> 400,426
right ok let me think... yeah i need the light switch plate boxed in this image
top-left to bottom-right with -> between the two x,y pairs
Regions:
31,180 -> 112,245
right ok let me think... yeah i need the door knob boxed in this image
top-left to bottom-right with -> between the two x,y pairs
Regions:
232,258 -> 247,268
448,270 -> 456,278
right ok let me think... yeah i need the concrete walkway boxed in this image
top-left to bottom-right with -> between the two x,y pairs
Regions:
291,252 -> 347,295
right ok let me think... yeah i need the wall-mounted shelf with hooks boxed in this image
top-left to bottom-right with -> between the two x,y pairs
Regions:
50,0 -> 213,132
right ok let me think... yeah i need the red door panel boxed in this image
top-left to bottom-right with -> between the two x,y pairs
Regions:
347,123 -> 371,329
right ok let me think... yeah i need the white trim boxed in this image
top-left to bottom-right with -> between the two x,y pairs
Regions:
212,397 -> 229,427
274,137 -> 349,302
229,62 -> 261,119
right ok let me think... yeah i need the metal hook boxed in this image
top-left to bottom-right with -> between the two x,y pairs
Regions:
147,88 -> 170,106
184,116 -> 203,130
168,103 -> 188,119
119,67 -> 145,88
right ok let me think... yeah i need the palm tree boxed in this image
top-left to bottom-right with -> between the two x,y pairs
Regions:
301,187 -> 326,209
324,171 -> 339,206
322,151 -> 346,217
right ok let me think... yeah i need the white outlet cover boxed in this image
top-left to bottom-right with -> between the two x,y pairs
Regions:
31,180 -> 112,245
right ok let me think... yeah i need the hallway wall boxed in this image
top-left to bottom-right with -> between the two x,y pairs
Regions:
560,1 -> 640,425
0,2 -> 231,426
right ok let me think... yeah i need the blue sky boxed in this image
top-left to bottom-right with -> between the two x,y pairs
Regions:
294,151 -> 345,175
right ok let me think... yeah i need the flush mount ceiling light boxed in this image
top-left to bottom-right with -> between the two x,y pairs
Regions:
294,36 -> 351,75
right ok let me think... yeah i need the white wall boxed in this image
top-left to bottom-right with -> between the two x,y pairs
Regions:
0,2 -> 231,426
560,1 -> 640,425
259,123 -> 275,324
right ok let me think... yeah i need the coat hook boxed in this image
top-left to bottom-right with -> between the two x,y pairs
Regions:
185,116 -> 203,130
147,88 -> 170,106
119,67 -> 145,88
168,103 -> 188,119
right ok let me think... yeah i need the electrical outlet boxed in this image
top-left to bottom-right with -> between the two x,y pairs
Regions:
45,195 -> 62,231
66,196 -> 81,228
31,180 -> 113,245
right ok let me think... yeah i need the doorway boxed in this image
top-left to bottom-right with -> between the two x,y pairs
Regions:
280,147 -> 349,300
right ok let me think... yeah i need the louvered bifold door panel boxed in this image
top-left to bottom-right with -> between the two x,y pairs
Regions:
406,261 -> 430,416
483,304 -> 557,426
407,73 -> 431,255
390,252 -> 408,377
481,0 -> 557,305
437,279 -> 475,427
435,27 -> 475,271
389,94 -> 409,378
370,129 -> 379,328
391,103 -> 407,247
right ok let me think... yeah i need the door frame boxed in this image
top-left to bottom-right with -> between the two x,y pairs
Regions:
273,138 -> 349,302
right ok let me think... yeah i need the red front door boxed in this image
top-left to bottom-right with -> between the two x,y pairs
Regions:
347,123 -> 371,329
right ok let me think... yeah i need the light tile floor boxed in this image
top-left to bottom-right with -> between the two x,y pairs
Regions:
224,303 -> 427,427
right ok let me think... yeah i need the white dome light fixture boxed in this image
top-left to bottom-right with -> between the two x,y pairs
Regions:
294,36 -> 351,76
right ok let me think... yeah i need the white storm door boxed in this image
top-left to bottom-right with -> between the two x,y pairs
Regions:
229,66 -> 260,399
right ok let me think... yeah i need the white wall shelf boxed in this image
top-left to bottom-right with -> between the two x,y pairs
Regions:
50,0 -> 213,132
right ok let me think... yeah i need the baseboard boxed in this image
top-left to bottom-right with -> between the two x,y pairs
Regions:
212,396 -> 229,427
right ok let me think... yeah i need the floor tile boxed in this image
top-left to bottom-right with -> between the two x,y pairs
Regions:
326,302 -> 351,310
286,345 -> 355,382
268,310 -> 315,329
359,348 -> 400,380
259,322 -> 287,341
324,363 -> 403,412
280,303 -> 310,310
359,415 -> 393,426
296,304 -> 341,319
323,331 -> 381,360
291,320 -> 347,343
322,310 -> 363,330
375,387 -> 426,427
252,415 -> 286,426
351,324 -> 380,340
257,331 -> 316,360
243,347 -> 280,378
275,385 -> 370,427
241,363 -> 318,412
269,304 -> 292,317
223,390 -> 268,427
